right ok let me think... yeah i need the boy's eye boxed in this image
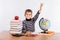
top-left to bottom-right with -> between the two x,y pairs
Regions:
27,14 -> 31,15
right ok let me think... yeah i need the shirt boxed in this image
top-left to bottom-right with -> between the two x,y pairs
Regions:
22,11 -> 40,33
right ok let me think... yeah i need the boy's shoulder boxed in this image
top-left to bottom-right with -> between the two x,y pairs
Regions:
23,20 -> 26,22
22,20 -> 26,23
23,18 -> 34,21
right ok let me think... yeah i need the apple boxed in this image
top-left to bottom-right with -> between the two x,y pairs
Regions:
14,16 -> 19,20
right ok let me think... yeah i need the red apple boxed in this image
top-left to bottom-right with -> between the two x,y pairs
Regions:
14,16 -> 19,20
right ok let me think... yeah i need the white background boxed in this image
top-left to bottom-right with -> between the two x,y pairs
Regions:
0,0 -> 60,33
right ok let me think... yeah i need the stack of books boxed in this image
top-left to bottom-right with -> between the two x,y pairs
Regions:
10,20 -> 22,35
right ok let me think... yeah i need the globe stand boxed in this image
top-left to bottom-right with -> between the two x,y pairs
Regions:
41,29 -> 48,34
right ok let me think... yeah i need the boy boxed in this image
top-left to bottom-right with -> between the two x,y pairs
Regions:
10,16 -> 23,36
22,3 -> 43,34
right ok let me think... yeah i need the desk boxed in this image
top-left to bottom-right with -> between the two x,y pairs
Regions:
0,31 -> 60,40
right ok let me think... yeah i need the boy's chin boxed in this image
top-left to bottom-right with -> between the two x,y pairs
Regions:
26,18 -> 31,19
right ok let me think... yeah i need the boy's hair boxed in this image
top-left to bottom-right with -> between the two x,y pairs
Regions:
25,9 -> 32,14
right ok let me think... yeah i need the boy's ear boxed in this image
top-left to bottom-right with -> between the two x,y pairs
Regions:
31,14 -> 32,17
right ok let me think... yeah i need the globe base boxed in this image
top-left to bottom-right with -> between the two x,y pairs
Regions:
40,31 -> 54,36
41,29 -> 48,34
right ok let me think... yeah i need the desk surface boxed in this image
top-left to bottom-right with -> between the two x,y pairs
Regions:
0,31 -> 60,40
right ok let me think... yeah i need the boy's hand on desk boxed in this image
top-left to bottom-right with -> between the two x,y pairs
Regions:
39,3 -> 43,13
26,31 -> 32,34
25,31 -> 32,36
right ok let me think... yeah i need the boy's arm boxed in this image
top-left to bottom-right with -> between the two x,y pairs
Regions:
33,3 -> 43,22
22,21 -> 27,33
33,11 -> 40,22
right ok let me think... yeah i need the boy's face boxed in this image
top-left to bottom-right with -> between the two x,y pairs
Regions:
25,12 -> 32,19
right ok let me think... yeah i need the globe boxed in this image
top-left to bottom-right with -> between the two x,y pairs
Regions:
39,18 -> 51,33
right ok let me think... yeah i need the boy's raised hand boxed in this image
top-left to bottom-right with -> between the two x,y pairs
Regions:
39,3 -> 43,12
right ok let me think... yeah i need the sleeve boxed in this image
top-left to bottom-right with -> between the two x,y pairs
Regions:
32,11 -> 40,22
22,21 -> 27,33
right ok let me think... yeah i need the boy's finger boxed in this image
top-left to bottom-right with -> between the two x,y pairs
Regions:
40,3 -> 43,7
40,3 -> 43,11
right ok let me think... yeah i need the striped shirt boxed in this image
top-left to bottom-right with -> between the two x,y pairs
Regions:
10,20 -> 22,34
